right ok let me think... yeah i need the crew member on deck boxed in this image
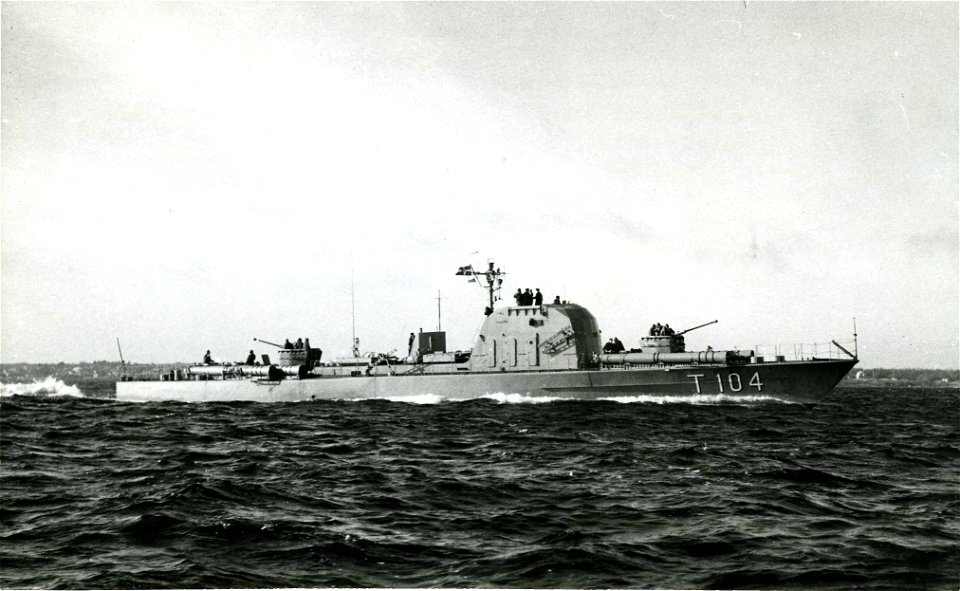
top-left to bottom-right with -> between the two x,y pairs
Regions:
353,338 -> 361,357
203,350 -> 213,365
295,337 -> 303,349
613,337 -> 624,353
554,295 -> 561,304
408,333 -> 415,357
284,339 -> 293,349
514,289 -> 523,306
534,289 -> 543,306
246,350 -> 256,365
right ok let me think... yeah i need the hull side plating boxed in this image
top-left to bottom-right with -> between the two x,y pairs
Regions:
116,359 -> 856,403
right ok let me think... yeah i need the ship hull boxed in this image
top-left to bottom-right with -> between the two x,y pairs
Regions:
115,358 -> 856,403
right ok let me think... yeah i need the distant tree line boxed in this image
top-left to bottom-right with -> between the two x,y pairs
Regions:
1,361 -> 188,383
844,368 -> 959,384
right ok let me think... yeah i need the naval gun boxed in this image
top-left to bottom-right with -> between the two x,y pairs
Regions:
254,337 -> 323,372
253,337 -> 284,348
601,319 -> 753,366
640,319 -> 719,354
675,319 -> 719,336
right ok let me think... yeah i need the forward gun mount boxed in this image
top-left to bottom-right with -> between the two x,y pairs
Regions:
642,320 -> 719,354
676,319 -> 719,336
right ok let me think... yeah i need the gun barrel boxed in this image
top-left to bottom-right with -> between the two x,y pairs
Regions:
253,337 -> 284,348
677,320 -> 719,336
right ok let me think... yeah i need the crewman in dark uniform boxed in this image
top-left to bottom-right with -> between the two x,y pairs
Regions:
408,332 -> 416,357
246,350 -> 256,365
534,289 -> 543,306
203,350 -> 213,365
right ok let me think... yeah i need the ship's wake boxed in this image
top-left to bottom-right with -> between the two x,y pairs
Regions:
598,393 -> 790,405
0,377 -> 84,398
344,392 -> 788,405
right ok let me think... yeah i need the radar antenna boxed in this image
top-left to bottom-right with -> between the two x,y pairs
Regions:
456,260 -> 505,312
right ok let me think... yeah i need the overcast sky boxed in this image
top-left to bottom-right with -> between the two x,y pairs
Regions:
2,2 -> 957,369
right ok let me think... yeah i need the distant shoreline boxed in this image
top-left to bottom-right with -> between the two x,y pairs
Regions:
840,379 -> 959,389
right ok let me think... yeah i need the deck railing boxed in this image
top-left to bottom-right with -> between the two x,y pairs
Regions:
746,339 -> 857,362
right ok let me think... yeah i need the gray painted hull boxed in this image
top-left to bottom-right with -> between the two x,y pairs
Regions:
115,359 -> 856,403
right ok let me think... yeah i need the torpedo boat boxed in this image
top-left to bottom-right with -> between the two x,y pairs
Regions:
115,262 -> 858,403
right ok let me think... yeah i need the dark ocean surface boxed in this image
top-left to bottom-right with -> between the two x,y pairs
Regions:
1,381 -> 957,590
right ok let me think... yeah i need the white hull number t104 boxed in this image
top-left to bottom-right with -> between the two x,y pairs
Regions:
688,372 -> 764,394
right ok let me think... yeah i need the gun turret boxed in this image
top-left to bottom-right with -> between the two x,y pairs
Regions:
676,320 -> 719,336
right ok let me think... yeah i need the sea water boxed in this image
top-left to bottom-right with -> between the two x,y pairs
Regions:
1,383 -> 957,589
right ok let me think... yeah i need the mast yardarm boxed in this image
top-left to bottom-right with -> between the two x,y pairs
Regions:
456,261 -> 504,313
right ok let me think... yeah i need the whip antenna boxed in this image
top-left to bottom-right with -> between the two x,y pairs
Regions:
116,337 -> 126,378
351,252 -> 356,350
853,317 -> 858,359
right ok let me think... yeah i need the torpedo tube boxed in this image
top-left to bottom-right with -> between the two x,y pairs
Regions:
599,350 -> 753,366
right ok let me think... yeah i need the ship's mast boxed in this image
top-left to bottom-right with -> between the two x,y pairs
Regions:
456,260 -> 504,311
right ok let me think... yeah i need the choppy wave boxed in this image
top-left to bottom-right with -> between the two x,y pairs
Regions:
1,387 -> 957,589
0,376 -> 83,397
